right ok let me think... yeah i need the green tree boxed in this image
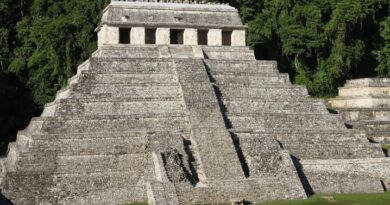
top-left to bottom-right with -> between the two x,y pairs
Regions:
241,0 -> 389,97
8,0 -> 109,106
0,0 -> 109,152
375,14 -> 390,76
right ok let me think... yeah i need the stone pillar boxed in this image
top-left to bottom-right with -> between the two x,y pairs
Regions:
208,29 -> 222,46
156,28 -> 170,45
231,30 -> 246,46
97,25 -> 119,48
131,27 -> 145,45
184,28 -> 198,45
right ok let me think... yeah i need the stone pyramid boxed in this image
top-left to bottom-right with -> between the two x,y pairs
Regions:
329,78 -> 390,146
0,1 -> 389,205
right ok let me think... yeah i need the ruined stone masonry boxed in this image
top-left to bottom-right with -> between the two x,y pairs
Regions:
0,1 -> 389,204
329,78 -> 390,149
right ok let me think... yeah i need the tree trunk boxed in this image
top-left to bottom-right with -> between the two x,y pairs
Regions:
20,0 -> 24,16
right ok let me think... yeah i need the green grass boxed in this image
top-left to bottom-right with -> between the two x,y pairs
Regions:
382,144 -> 390,150
120,193 -> 390,205
256,192 -> 390,205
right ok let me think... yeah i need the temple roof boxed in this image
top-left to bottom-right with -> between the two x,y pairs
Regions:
99,0 -> 245,30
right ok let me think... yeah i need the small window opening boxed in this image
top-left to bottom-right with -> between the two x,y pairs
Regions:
145,28 -> 156,44
170,29 -> 184,44
198,30 -> 208,45
119,28 -> 131,44
222,30 -> 232,46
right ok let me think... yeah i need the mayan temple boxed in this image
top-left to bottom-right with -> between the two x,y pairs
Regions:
0,0 -> 389,204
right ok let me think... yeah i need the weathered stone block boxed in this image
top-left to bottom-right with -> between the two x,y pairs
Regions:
231,30 -> 246,46
156,28 -> 170,45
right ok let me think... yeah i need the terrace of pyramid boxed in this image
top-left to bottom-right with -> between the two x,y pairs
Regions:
0,0 -> 389,204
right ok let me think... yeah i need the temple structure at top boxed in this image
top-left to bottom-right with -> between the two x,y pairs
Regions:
97,0 -> 246,47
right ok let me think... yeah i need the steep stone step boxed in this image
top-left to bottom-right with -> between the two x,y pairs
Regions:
26,130 -> 190,141
365,131 -> 390,143
355,120 -> 390,131
92,45 -> 160,58
336,108 -> 390,122
55,154 -> 147,174
70,72 -> 178,85
227,114 -> 346,130
224,99 -> 328,114
202,46 -> 255,60
234,130 -> 384,159
175,177 -> 306,204
57,187 -> 146,205
12,153 -> 147,174
87,58 -> 175,73
56,84 -> 181,100
43,99 -> 185,117
1,172 -> 57,204
329,95 -> 390,108
53,171 -> 147,204
235,130 -> 368,145
65,60 -> 91,85
146,181 -> 180,205
28,136 -> 147,156
205,60 -> 277,74
219,85 -> 309,99
214,73 -> 290,86
283,143 -> 384,160
339,86 -> 390,97
342,78 -> 390,88
24,130 -> 190,156
26,115 -> 189,134
299,157 -> 390,194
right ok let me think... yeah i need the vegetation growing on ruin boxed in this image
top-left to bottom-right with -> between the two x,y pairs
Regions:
256,192 -> 390,205
383,144 -> 390,150
0,0 -> 389,150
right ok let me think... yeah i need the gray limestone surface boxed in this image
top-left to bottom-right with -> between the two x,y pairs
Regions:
0,1 -> 389,205
329,78 -> 390,145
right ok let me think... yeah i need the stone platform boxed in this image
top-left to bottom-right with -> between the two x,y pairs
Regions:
328,78 -> 390,145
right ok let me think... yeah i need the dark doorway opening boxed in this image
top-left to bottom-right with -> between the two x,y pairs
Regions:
198,30 -> 208,45
222,30 -> 232,46
145,28 -> 156,44
170,29 -> 184,44
119,28 -> 131,44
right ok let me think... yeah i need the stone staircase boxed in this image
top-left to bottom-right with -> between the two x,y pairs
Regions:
0,51 -> 191,205
204,55 -> 389,194
328,78 -> 390,145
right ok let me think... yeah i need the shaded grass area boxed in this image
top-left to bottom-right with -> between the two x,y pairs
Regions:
256,192 -> 390,205
383,144 -> 390,150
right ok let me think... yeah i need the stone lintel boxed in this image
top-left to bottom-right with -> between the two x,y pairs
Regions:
103,23 -> 247,30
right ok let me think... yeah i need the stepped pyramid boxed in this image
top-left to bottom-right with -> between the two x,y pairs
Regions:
329,78 -> 390,146
0,1 -> 389,204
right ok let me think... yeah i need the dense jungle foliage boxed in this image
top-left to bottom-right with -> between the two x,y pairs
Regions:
0,0 -> 389,151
